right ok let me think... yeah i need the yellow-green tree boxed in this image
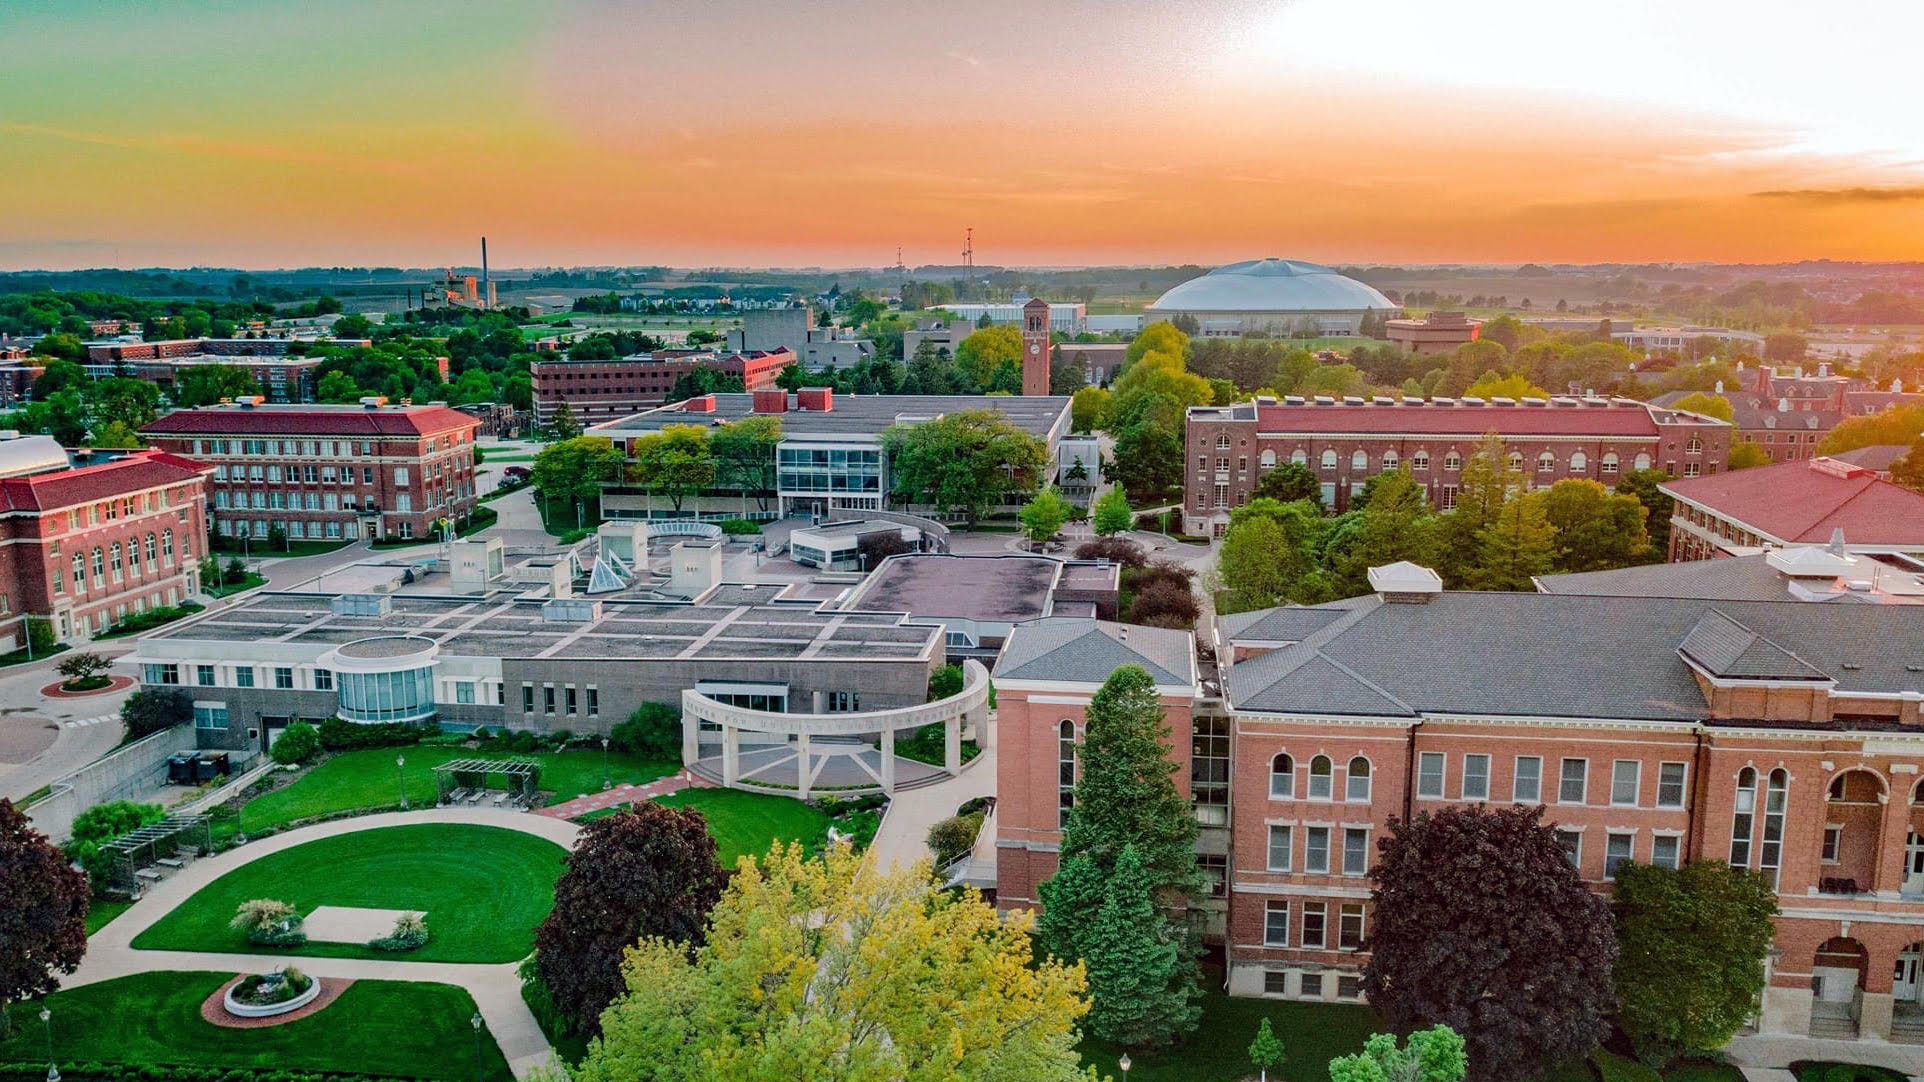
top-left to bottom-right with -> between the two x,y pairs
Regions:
1125,321 -> 1188,369
1669,392 -> 1735,423
571,843 -> 1094,1082
1727,440 -> 1772,470
1463,372 -> 1551,400
1818,402 -> 1924,455
1071,386 -> 1111,433
629,424 -> 715,513
954,325 -> 1023,392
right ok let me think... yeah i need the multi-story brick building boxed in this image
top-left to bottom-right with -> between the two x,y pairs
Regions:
1653,364 -> 1922,465
995,561 -> 1924,1042
531,348 -> 793,428
0,434 -> 211,646
1182,395 -> 1732,534
140,400 -> 478,543
1662,456 -> 1924,561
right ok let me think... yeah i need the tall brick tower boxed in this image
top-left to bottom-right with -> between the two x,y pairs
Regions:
1021,297 -> 1051,396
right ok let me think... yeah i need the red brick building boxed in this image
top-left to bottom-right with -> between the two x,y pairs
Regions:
0,435 -> 211,646
1383,311 -> 1481,356
1654,364 -> 1923,465
1662,456 -> 1924,561
140,400 -> 478,543
993,564 -> 1924,1042
1183,395 -> 1732,534
531,348 -> 794,428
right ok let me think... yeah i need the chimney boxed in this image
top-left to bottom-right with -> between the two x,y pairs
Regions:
797,387 -> 833,412
684,394 -> 716,413
752,389 -> 789,414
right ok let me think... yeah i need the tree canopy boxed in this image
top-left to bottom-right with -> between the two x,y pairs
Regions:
1613,860 -> 1777,1065
0,800 -> 89,1035
629,425 -> 716,513
532,436 -> 628,511
880,410 -> 1047,522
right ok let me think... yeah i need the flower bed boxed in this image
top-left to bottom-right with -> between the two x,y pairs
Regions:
222,970 -> 320,1018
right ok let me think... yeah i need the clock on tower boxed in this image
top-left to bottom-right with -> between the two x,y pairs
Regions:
1021,297 -> 1051,396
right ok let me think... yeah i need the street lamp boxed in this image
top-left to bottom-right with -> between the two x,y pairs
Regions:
470,1012 -> 484,1082
396,754 -> 408,810
39,1006 -> 55,1082
601,736 -> 610,791
1118,1054 -> 1131,1082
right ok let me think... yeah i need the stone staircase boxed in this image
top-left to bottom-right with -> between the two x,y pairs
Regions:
1889,1012 -> 1924,1045
1809,1014 -> 1859,1040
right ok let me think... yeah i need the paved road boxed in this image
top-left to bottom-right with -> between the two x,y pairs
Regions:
76,807 -> 579,1080
0,652 -> 130,804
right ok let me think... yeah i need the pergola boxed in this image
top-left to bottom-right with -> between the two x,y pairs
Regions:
431,758 -> 541,806
101,814 -> 212,893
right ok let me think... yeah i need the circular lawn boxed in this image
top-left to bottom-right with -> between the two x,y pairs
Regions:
132,823 -> 565,963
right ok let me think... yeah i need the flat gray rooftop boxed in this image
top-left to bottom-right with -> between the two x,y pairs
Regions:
844,555 -> 1060,624
590,392 -> 1070,439
156,582 -> 940,663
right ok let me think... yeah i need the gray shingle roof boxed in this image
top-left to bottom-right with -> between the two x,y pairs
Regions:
996,617 -> 1195,687
1225,592 -> 1924,721
1678,610 -> 1830,681
1534,557 -> 1802,602
1219,606 -> 1350,642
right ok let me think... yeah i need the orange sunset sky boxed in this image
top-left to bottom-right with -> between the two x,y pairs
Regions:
4,0 -> 1924,270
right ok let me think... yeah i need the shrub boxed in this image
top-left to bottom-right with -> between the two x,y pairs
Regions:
230,898 -> 305,946
121,687 -> 192,740
717,518 -> 763,535
609,702 -> 680,760
316,717 -> 425,751
927,813 -> 983,866
1072,536 -> 1147,568
927,664 -> 964,702
471,726 -> 492,742
368,912 -> 430,952
64,800 -> 165,885
548,729 -> 573,748
270,721 -> 320,765
0,1066 -> 424,1082
505,729 -> 540,754
56,652 -> 112,690
231,967 -> 314,1006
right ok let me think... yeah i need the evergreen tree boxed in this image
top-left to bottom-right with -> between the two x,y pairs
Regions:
1437,432 -> 1521,585
1079,844 -> 1200,1047
548,400 -> 582,440
1471,491 -> 1557,590
1334,468 -> 1437,592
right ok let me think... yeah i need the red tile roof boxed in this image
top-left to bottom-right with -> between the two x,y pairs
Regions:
1661,457 -> 1924,546
1253,401 -> 1662,437
141,404 -> 479,438
0,451 -> 211,513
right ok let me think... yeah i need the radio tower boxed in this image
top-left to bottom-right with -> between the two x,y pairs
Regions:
962,227 -> 973,270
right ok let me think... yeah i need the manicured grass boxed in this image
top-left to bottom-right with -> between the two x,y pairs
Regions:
213,538 -> 351,558
132,824 -> 565,963
232,746 -> 676,834
653,788 -> 830,866
0,642 -> 70,668
0,971 -> 511,1081
1792,1063 -> 1908,1082
1078,977 -> 1380,1082
892,722 -> 981,767
84,898 -> 131,936
204,572 -> 266,598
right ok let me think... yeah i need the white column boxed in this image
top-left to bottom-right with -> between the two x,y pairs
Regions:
796,733 -> 812,800
944,714 -> 961,773
681,706 -> 700,766
880,725 -> 896,794
723,726 -> 740,787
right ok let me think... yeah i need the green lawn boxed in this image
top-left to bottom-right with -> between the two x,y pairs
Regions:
132,824 -> 564,963
230,746 -> 676,835
0,971 -> 511,1081
84,898 -> 131,936
204,572 -> 266,598
213,538 -> 351,558
653,788 -> 830,866
1078,978 -> 1380,1082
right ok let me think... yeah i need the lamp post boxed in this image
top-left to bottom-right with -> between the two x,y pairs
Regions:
39,1006 -> 55,1082
396,754 -> 408,810
601,736 -> 610,791
470,1012 -> 484,1082
1118,1054 -> 1130,1082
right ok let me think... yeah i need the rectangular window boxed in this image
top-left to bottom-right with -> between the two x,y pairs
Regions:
1337,975 -> 1363,999
314,668 -> 333,691
1559,758 -> 1588,804
565,686 -> 578,714
1190,715 -> 1229,824
1339,903 -> 1365,950
273,667 -> 293,690
1198,853 -> 1227,898
1417,752 -> 1445,798
523,684 -> 535,713
1342,828 -> 1369,876
1605,832 -> 1635,879
543,685 -> 556,713
1263,901 -> 1290,947
1556,829 -> 1582,869
192,704 -> 228,730
1301,903 -> 1327,949
1305,827 -> 1330,874
1267,824 -> 1292,871
1263,971 -> 1289,995
1508,758 -> 1539,800
1611,760 -> 1641,806
196,664 -> 215,687
1651,834 -> 1681,870
455,681 -> 475,705
1822,824 -> 1842,863
1656,762 -> 1687,808
1301,972 -> 1325,998
587,688 -> 599,717
1462,754 -> 1490,800
234,666 -> 255,688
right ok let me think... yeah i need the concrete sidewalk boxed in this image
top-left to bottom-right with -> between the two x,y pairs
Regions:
867,729 -> 995,874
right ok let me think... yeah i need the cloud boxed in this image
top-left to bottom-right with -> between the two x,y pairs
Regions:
1751,186 -> 1924,203
944,50 -> 982,68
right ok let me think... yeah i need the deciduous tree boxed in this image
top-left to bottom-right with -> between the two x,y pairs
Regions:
1614,468 -> 1675,554
709,415 -> 782,511
1248,1018 -> 1285,1082
1019,485 -> 1073,543
1539,478 -> 1654,572
0,800 -> 88,1038
1092,486 -> 1133,536
1613,860 -> 1778,1065
1252,461 -> 1322,508
1727,440 -> 1772,470
1363,806 -> 1616,1082
880,410 -> 1047,523
1071,385 -> 1110,432
535,802 -> 725,1035
629,425 -> 715,513
1470,490 -> 1557,590
1328,1026 -> 1467,1082
531,436 -> 627,513
120,686 -> 191,740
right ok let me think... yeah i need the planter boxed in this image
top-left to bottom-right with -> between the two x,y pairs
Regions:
223,974 -> 321,1018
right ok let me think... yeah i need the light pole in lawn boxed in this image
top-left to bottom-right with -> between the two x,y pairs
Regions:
396,754 -> 408,810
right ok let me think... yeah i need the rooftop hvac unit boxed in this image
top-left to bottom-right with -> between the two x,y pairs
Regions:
541,598 -> 603,623
331,593 -> 392,616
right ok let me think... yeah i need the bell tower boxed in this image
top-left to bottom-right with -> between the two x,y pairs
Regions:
1021,297 -> 1051,396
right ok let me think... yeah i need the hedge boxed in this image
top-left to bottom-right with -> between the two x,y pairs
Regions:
0,1066 -> 428,1082
316,718 -> 429,752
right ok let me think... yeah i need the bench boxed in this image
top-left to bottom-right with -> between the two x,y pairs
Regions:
155,857 -> 184,869
135,868 -> 164,882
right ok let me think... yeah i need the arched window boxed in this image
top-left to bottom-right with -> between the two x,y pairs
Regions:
1260,449 -> 1276,469
161,529 -> 175,562
1058,721 -> 1077,829
1761,768 -> 1788,887
1686,435 -> 1703,454
1290,448 -> 1307,465
1350,450 -> 1368,470
1569,451 -> 1587,472
1411,451 -> 1430,471
1320,449 -> 1338,470
1730,767 -> 1757,867
1634,452 -> 1652,470
1216,434 -> 1231,450
1536,451 -> 1556,472
1443,451 -> 1462,471
70,554 -> 84,590
109,543 -> 122,579
1270,753 -> 1295,799
90,547 -> 104,581
144,533 -> 157,566
1600,453 -> 1619,475
1346,756 -> 1371,801
1308,755 -> 1334,800
1382,451 -> 1398,471
1507,451 -> 1524,470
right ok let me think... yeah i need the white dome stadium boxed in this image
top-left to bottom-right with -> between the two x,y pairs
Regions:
1146,258 -> 1397,337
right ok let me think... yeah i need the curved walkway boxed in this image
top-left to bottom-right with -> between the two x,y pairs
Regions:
76,807 -> 579,1080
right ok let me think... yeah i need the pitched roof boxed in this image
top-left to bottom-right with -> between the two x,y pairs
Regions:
1830,444 -> 1911,472
1660,458 -> 1924,547
142,404 -> 478,438
995,617 -> 1195,687
1677,609 -> 1830,681
1219,605 -> 1350,642
1536,556 -> 1803,602
1249,400 -> 1664,437
0,450 -> 210,512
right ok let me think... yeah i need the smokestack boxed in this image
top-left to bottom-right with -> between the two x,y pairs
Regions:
480,237 -> 489,308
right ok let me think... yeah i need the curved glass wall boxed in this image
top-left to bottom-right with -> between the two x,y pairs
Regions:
337,666 -> 436,723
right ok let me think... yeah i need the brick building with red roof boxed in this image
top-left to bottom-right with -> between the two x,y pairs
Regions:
1661,456 -> 1924,561
531,348 -> 794,428
140,399 -> 478,543
0,435 -> 212,647
1183,394 -> 1731,534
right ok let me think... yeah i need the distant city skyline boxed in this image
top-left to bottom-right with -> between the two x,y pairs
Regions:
4,0 -> 1923,270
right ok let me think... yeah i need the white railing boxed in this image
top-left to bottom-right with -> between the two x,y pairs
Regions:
682,658 -> 989,737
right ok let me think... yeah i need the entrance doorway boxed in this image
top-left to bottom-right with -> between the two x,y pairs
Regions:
1907,830 -> 1924,894
1896,945 -> 1922,1004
